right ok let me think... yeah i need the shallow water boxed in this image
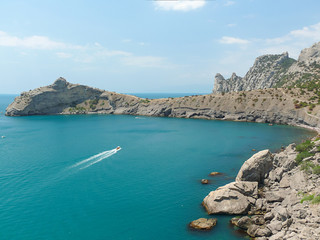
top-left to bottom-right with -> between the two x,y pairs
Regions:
0,94 -> 314,240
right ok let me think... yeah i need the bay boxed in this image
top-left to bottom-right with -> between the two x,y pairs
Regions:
0,94 -> 314,240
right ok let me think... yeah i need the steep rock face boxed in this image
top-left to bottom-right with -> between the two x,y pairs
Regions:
283,41 -> 320,86
213,52 -> 295,93
213,73 -> 243,93
298,41 -> 320,64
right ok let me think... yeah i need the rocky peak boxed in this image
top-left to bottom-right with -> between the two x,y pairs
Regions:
52,77 -> 68,89
213,52 -> 295,93
212,72 -> 243,93
298,41 -> 320,64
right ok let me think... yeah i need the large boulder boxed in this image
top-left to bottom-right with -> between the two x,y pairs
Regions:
189,218 -> 217,230
236,150 -> 273,183
203,181 -> 258,215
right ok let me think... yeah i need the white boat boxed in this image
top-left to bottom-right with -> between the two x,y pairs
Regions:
116,146 -> 121,151
1,136 -> 5,139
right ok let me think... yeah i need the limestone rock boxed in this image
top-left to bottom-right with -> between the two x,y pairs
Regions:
236,150 -> 273,183
203,181 -> 258,215
212,52 -> 294,93
189,218 -> 217,230
264,192 -> 284,203
298,42 -> 320,64
236,216 -> 252,230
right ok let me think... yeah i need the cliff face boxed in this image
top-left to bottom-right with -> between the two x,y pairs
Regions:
6,78 -> 105,116
213,42 -> 320,93
213,52 -> 295,93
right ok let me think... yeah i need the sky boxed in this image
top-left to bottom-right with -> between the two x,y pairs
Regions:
1,0 -> 320,94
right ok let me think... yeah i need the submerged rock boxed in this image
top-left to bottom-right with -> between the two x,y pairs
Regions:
189,218 -> 217,230
203,181 -> 258,215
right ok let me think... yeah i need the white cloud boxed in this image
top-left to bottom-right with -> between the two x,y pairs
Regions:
0,30 -> 170,68
97,49 -> 131,57
219,36 -> 250,44
224,1 -> 235,6
290,22 -> 320,40
154,0 -> 206,11
56,52 -> 72,58
122,56 -> 167,68
259,22 -> 320,58
227,23 -> 237,27
0,31 -> 81,50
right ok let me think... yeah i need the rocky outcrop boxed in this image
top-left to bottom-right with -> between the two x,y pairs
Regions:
213,41 -> 320,93
236,150 -> 273,183
6,77 -> 105,116
224,138 -> 320,239
189,218 -> 217,230
202,181 -> 258,215
213,73 -> 243,93
298,42 -> 320,64
213,52 -> 295,93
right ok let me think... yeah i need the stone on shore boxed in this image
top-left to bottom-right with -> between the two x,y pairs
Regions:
236,150 -> 273,183
203,181 -> 258,215
189,218 -> 217,230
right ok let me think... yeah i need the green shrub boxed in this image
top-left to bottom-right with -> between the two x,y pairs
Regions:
296,140 -> 314,153
301,194 -> 314,203
296,151 -> 314,164
300,161 -> 315,173
311,195 -> 320,204
312,165 -> 320,175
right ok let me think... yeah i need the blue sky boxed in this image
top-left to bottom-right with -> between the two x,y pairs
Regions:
1,0 -> 320,94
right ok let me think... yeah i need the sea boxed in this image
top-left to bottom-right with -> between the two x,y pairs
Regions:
0,93 -> 315,240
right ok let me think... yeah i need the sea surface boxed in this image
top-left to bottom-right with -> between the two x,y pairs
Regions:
0,94 -> 315,240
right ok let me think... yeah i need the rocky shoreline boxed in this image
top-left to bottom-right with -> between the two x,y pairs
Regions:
200,137 -> 320,239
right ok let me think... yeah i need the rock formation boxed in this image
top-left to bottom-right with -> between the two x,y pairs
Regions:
213,52 -> 295,93
236,150 -> 273,183
203,181 -> 258,214
204,138 -> 320,239
189,218 -> 217,230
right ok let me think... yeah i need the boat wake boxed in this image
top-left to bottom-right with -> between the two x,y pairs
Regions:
69,147 -> 120,170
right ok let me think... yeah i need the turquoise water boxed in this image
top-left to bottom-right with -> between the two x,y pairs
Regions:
0,94 -> 314,240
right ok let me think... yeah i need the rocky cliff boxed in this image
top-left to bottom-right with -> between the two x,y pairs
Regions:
213,52 -> 295,93
213,42 -> 320,93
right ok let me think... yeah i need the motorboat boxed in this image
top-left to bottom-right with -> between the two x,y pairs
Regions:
116,146 -> 121,151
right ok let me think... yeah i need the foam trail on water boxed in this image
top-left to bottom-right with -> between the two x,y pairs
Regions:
69,149 -> 116,169
80,149 -> 117,170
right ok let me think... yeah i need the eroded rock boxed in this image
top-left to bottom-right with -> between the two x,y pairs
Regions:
203,181 -> 258,215
236,150 -> 273,183
189,218 -> 217,230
